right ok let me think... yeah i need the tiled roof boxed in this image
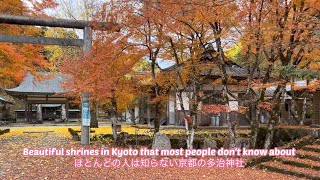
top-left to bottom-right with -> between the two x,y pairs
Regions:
0,96 -> 12,104
201,64 -> 250,78
254,86 -> 277,98
255,80 -> 310,98
164,61 -> 250,78
5,72 -> 67,95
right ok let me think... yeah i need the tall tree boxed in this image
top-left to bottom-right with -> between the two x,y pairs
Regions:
237,0 -> 320,148
61,2 -> 141,138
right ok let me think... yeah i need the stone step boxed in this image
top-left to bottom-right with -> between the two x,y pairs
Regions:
305,144 -> 320,150
259,164 -> 319,180
296,149 -> 320,161
23,130 -> 54,134
275,157 -> 320,171
296,153 -> 320,162
303,147 -> 320,153
75,130 -> 95,133
260,161 -> 320,179
281,156 -> 320,169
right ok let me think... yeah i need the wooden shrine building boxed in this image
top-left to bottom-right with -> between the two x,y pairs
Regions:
5,72 -> 77,123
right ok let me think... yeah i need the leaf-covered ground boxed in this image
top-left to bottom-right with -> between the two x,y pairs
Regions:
3,125 -> 250,136
0,127 -> 301,179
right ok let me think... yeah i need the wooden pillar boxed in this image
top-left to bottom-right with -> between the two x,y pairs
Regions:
60,104 -> 63,120
25,102 -> 28,122
27,103 -> 30,122
29,103 -> 33,123
66,100 -> 69,121
147,102 -> 151,126
174,90 -> 178,126
313,91 -> 320,125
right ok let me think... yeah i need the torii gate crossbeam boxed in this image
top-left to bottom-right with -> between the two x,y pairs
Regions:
0,14 -> 118,145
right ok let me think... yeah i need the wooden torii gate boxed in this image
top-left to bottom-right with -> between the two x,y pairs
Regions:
0,14 -> 119,145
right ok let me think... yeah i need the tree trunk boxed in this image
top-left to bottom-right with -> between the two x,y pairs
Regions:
177,89 -> 187,124
111,90 -> 118,142
186,126 -> 195,149
176,88 -> 194,149
300,97 -> 306,126
290,98 -> 299,124
264,85 -> 284,149
154,104 -> 160,134
223,87 -> 237,148
250,106 -> 260,148
264,117 -> 275,149
289,77 -> 300,124
151,56 -> 160,134
212,33 -> 237,149
226,112 -> 237,148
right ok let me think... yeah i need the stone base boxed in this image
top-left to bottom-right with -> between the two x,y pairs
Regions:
311,130 -> 320,138
310,124 -> 320,128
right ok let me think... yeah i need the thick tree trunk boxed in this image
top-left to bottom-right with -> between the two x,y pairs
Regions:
250,106 -> 260,148
212,33 -> 237,149
186,126 -> 195,149
154,105 -> 160,134
151,55 -> 161,134
222,87 -> 237,148
177,89 -> 187,124
176,88 -> 194,149
264,85 -> 284,149
226,112 -> 237,148
264,117 -> 275,149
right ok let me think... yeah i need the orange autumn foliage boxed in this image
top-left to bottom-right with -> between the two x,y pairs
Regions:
257,101 -> 273,112
61,33 -> 142,102
0,0 -> 50,86
202,104 -> 230,114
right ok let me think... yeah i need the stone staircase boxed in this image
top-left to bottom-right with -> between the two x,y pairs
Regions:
257,137 -> 320,180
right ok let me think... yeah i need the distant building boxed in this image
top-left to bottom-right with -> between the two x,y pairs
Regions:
164,61 -> 250,126
6,72 -> 80,123
0,96 -> 13,121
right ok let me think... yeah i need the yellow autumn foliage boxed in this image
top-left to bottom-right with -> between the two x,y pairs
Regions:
1,125 -> 250,138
